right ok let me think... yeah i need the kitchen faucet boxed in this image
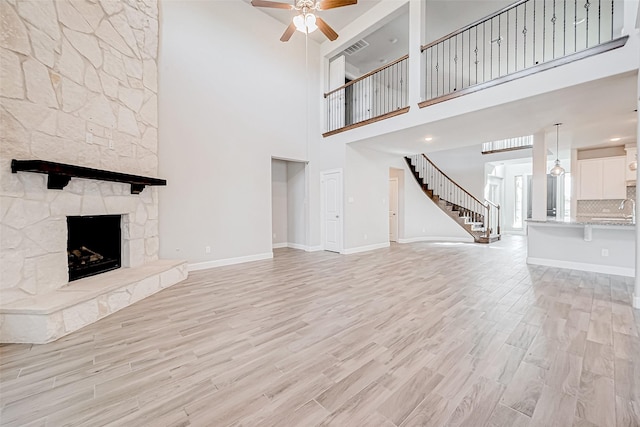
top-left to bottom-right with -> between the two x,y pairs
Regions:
619,199 -> 636,224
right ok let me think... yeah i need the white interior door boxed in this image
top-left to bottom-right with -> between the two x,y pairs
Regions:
328,56 -> 346,130
321,170 -> 342,253
389,177 -> 398,242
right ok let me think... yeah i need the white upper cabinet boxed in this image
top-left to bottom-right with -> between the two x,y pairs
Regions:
625,146 -> 637,183
577,156 -> 626,200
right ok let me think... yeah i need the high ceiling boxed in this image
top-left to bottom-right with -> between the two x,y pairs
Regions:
247,0 -> 383,44
351,71 -> 638,158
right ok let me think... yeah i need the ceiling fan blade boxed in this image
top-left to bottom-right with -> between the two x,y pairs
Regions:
317,0 -> 357,10
316,17 -> 339,41
251,0 -> 294,9
280,22 -> 296,42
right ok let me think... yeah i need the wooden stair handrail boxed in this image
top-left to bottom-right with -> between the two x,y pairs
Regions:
420,154 -> 485,207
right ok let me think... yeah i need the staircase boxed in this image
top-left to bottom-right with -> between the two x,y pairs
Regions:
405,154 -> 501,244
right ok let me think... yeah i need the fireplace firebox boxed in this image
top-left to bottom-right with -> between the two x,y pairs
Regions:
67,215 -> 122,281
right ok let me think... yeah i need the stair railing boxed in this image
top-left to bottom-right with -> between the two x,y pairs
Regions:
409,154 -> 500,239
485,199 -> 501,237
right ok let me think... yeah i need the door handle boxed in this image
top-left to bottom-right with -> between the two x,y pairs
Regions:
336,215 -> 340,219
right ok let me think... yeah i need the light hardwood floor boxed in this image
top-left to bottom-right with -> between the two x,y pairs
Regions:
1,236 -> 639,426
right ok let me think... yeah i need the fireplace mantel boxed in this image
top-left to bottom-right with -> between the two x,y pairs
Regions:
11,159 -> 167,194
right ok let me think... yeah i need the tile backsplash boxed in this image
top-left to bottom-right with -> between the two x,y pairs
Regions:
577,186 -> 636,220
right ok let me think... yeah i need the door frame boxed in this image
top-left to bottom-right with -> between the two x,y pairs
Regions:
389,177 -> 399,242
320,168 -> 343,253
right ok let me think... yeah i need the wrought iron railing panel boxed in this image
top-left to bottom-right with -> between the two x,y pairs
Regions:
325,55 -> 409,134
422,0 -> 620,103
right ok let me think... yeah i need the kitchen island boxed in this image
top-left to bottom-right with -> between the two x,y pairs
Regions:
526,219 -> 635,277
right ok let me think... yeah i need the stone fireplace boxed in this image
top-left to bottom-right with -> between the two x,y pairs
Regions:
0,0 -> 187,343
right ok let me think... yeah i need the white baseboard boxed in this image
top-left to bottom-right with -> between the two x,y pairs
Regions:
286,242 -> 307,251
633,294 -> 640,309
189,252 -> 273,272
341,242 -> 390,255
272,242 -> 324,252
397,236 -> 474,244
526,257 -> 635,277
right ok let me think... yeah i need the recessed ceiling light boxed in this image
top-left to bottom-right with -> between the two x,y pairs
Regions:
425,137 -> 433,142
610,137 -> 621,142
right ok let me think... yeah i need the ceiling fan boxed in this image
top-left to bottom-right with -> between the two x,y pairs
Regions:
251,0 -> 357,42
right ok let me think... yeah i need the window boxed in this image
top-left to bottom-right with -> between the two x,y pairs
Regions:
513,175 -> 523,228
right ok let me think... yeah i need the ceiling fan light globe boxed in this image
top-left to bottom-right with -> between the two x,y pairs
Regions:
293,14 -> 306,32
305,13 -> 317,26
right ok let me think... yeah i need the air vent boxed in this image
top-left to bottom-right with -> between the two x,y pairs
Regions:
344,39 -> 369,56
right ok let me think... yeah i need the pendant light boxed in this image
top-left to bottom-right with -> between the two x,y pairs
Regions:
549,123 -> 566,177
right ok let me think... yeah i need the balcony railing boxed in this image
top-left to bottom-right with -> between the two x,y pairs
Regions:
420,0 -> 626,106
324,55 -> 409,136
482,135 -> 533,154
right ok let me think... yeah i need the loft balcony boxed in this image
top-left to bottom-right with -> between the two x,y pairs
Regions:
419,0 -> 627,107
322,0 -> 632,138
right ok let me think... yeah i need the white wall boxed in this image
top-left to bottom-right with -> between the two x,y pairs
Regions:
271,159 -> 288,246
158,0 -> 323,265
287,162 -> 306,246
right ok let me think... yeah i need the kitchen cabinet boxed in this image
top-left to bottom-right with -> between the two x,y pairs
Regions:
625,146 -> 637,183
577,156 -> 626,200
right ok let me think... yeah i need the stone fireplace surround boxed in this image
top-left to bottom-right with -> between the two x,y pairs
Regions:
0,0 -> 187,343
0,172 -> 187,344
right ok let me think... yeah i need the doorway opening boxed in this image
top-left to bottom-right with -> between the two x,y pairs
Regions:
271,158 -> 307,252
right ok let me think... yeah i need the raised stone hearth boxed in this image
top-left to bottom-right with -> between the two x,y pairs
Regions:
0,259 -> 187,343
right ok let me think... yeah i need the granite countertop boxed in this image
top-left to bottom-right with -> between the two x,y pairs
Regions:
527,219 -> 636,227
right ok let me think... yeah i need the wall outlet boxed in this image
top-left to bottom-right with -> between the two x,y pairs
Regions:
272,233 -> 276,239
85,132 -> 93,143
364,233 -> 368,240
422,227 -> 426,233
348,196 -> 354,203
601,248 -> 609,257
205,246 -> 211,254
108,139 -> 114,150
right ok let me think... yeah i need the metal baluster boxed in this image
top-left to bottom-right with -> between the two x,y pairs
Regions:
552,0 -> 556,59
498,15 -> 501,76
564,0 -> 567,55
598,0 -> 601,44
462,31 -> 464,89
543,0 -> 546,61
533,0 -> 537,64
516,5 -> 519,71
468,29 -> 471,86
489,18 -> 493,80
574,0 -> 578,52
586,0 -> 590,49
611,0 -> 614,40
